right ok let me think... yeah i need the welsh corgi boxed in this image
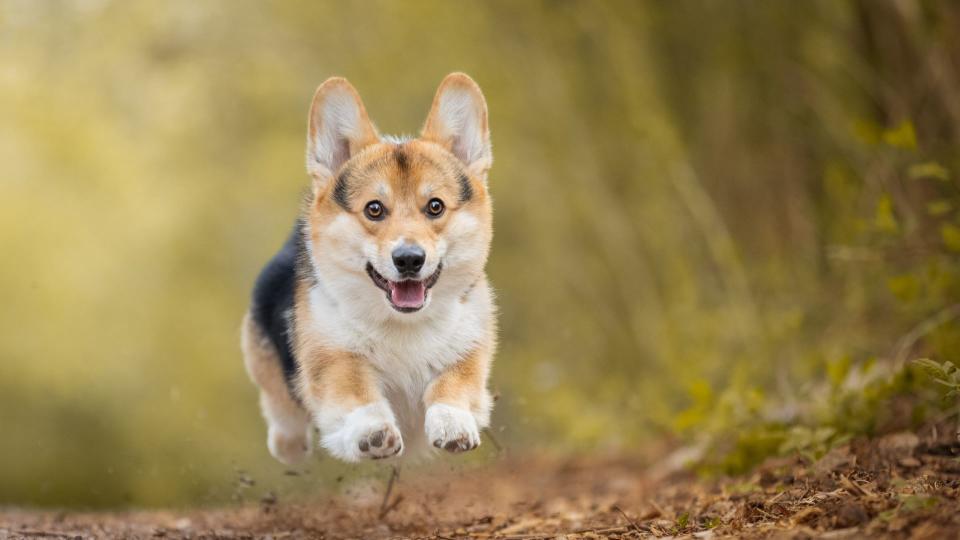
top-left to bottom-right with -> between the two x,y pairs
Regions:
241,73 -> 496,464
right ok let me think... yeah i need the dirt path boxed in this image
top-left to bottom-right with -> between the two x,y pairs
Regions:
2,428 -> 958,539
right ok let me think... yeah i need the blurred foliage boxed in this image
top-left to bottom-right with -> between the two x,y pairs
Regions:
914,358 -> 960,400
694,359 -> 959,475
2,0 -> 960,508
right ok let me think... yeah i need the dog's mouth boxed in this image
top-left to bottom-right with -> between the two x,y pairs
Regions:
366,263 -> 442,313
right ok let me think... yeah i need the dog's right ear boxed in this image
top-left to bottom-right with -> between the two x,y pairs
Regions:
306,78 -> 379,195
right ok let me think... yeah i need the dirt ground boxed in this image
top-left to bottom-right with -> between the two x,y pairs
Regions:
2,425 -> 959,540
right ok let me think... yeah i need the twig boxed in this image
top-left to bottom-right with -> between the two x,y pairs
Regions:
839,474 -> 866,497
482,427 -> 504,454
499,526 -> 631,539
378,465 -> 400,519
379,494 -> 404,520
648,498 -> 668,520
752,505 -> 780,522
767,489 -> 787,505
573,527 -> 630,534
572,525 -> 631,535
612,505 -> 643,534
14,531 -> 81,539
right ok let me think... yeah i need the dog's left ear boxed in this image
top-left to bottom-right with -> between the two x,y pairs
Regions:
421,73 -> 492,181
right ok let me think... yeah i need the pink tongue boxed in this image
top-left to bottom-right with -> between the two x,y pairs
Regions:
389,280 -> 426,308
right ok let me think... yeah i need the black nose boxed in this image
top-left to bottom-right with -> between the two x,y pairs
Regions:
392,244 -> 425,276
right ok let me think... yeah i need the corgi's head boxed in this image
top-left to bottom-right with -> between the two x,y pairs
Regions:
303,73 -> 493,319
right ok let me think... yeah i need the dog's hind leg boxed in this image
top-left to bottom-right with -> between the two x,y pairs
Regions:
241,312 -> 312,465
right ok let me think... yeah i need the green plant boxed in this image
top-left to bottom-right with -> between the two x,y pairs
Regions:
914,359 -> 960,400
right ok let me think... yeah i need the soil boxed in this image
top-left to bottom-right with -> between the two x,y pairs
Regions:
2,425 -> 959,539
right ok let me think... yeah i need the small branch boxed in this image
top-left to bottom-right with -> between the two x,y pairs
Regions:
611,505 -> 643,534
482,427 -> 504,454
378,465 -> 401,520
14,531 -> 82,539
378,494 -> 404,520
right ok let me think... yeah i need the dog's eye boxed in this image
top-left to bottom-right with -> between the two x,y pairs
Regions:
364,200 -> 386,221
426,198 -> 445,218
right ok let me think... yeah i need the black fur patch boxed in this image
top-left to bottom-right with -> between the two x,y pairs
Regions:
394,147 -> 409,172
250,221 -> 307,401
332,170 -> 351,210
458,173 -> 473,203
293,216 -> 317,288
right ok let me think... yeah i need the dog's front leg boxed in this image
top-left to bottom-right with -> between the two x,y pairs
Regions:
299,349 -> 402,461
423,347 -> 493,453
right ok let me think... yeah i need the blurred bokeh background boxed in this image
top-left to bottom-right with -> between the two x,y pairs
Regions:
2,0 -> 960,508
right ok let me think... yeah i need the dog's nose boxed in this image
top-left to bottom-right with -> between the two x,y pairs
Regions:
392,244 -> 425,276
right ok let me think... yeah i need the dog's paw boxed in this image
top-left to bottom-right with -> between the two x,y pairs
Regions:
321,402 -> 403,462
425,403 -> 481,453
267,425 -> 312,465
356,424 -> 403,459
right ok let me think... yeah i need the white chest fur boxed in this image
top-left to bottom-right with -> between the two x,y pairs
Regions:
306,277 -> 493,456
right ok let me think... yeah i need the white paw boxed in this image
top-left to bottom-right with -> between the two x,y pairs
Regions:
320,402 -> 403,462
425,403 -> 481,453
267,425 -> 312,465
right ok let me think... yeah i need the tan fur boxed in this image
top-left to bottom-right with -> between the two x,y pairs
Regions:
245,73 -> 496,462
240,312 -> 312,464
311,139 -> 490,273
288,256 -> 406,460
306,77 -> 380,192
293,284 -> 378,408
422,73 -> 492,180
424,345 -> 492,412
301,138 -> 492,420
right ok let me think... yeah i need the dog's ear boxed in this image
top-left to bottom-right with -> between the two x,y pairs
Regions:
421,73 -> 492,181
306,77 -> 379,195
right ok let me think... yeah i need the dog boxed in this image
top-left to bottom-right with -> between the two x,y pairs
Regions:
241,73 -> 496,464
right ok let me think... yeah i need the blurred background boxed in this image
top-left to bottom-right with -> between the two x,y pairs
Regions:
2,0 -> 959,508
